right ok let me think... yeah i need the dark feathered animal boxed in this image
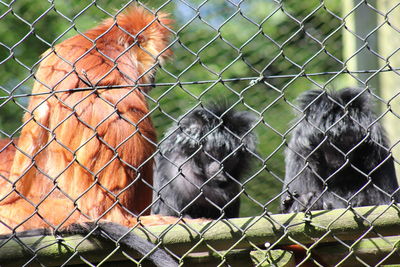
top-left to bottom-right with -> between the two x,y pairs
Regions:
151,105 -> 257,219
281,88 -> 399,213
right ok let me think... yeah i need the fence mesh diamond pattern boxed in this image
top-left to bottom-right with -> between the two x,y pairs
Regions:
0,0 -> 399,266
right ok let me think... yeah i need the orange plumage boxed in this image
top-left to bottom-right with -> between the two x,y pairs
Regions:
0,6 -> 185,234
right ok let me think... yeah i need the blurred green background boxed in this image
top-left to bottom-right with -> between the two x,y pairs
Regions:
0,0 -> 348,216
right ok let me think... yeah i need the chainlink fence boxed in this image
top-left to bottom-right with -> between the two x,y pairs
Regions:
0,0 -> 400,266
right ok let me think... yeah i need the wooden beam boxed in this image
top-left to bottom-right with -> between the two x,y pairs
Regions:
0,205 -> 400,266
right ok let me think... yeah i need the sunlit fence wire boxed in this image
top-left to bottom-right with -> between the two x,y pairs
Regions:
0,0 -> 400,266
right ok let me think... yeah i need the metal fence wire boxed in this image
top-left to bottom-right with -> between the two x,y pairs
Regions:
0,0 -> 400,266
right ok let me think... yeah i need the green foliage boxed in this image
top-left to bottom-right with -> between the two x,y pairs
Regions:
0,0 -> 344,216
